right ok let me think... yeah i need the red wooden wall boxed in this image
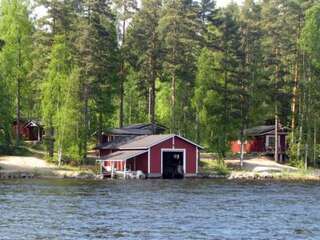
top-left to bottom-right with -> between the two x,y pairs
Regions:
230,135 -> 287,154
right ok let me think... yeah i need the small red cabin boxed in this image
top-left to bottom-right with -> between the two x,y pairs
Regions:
96,134 -> 203,178
12,119 -> 44,141
230,125 -> 288,158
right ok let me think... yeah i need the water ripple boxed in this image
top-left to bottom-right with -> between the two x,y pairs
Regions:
0,179 -> 320,239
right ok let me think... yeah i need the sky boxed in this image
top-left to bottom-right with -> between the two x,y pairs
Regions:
33,0 -> 244,19
216,0 -> 243,7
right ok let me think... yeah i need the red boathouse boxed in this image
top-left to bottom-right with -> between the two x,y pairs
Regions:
95,134 -> 203,178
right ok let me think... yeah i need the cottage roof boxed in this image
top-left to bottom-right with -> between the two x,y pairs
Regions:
123,123 -> 167,130
97,134 -> 203,150
13,119 -> 42,127
102,122 -> 167,136
244,125 -> 288,136
100,150 -> 148,161
107,128 -> 152,135
24,120 -> 42,128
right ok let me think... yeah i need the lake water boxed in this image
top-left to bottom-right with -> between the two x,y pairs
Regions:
0,179 -> 320,240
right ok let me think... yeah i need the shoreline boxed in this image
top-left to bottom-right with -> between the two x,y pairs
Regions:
1,169 -> 320,181
198,169 -> 320,181
1,154 -> 320,181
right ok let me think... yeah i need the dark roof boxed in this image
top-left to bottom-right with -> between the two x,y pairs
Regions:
244,125 -> 288,136
96,134 -> 203,150
118,134 -> 173,149
107,128 -> 152,135
100,150 -> 148,161
123,123 -> 167,130
103,122 -> 167,136
24,120 -> 42,128
95,135 -> 138,150
13,119 -> 42,127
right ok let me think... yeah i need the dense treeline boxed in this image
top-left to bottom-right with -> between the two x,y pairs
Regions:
1,0 -> 320,167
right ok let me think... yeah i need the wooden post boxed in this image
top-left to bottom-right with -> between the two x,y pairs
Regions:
37,127 -> 41,141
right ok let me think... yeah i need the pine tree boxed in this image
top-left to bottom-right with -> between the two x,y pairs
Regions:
114,0 -> 137,128
126,0 -> 162,126
74,0 -> 119,159
158,0 -> 202,134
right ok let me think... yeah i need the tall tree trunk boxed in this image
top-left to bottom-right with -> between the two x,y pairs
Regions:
313,119 -> 317,167
275,110 -> 278,162
240,128 -> 244,168
274,48 -> 279,162
119,9 -> 127,128
119,74 -> 124,128
297,93 -> 305,161
291,62 -> 299,144
82,86 -> 89,161
291,14 -> 302,145
98,112 -> 102,144
16,77 -> 21,146
48,126 -> 54,158
148,54 -> 156,129
304,143 -> 308,170
171,72 -> 176,133
16,35 -> 22,147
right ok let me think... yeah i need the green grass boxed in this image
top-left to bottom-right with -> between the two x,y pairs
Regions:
199,159 -> 230,176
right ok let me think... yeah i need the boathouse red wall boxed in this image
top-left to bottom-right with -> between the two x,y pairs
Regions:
149,136 -> 198,175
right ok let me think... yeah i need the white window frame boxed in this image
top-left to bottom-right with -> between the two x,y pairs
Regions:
265,135 -> 280,148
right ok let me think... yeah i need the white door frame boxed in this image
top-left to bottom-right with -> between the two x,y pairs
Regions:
160,148 -> 186,175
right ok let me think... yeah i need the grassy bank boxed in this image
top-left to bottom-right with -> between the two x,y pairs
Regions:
199,159 -> 230,176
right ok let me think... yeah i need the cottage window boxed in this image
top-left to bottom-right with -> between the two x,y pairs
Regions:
266,135 -> 280,149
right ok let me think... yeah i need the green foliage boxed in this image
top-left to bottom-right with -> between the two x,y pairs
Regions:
41,34 -> 82,162
0,0 -> 33,146
288,141 -> 305,168
2,0 -> 320,168
300,4 -> 320,67
200,159 -> 230,176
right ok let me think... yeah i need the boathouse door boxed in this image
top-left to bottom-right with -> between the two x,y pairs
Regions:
161,150 -> 185,179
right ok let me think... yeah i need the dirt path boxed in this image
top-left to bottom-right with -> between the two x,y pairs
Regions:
0,155 -> 95,178
226,156 -> 297,172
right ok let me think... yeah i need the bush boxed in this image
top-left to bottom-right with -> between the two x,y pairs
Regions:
213,160 -> 230,176
199,159 -> 230,176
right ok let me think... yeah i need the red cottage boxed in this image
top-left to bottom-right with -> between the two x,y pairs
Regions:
96,134 -> 203,179
230,125 -> 288,160
12,119 -> 44,141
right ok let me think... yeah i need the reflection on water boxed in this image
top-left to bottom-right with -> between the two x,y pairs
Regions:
0,179 -> 320,240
